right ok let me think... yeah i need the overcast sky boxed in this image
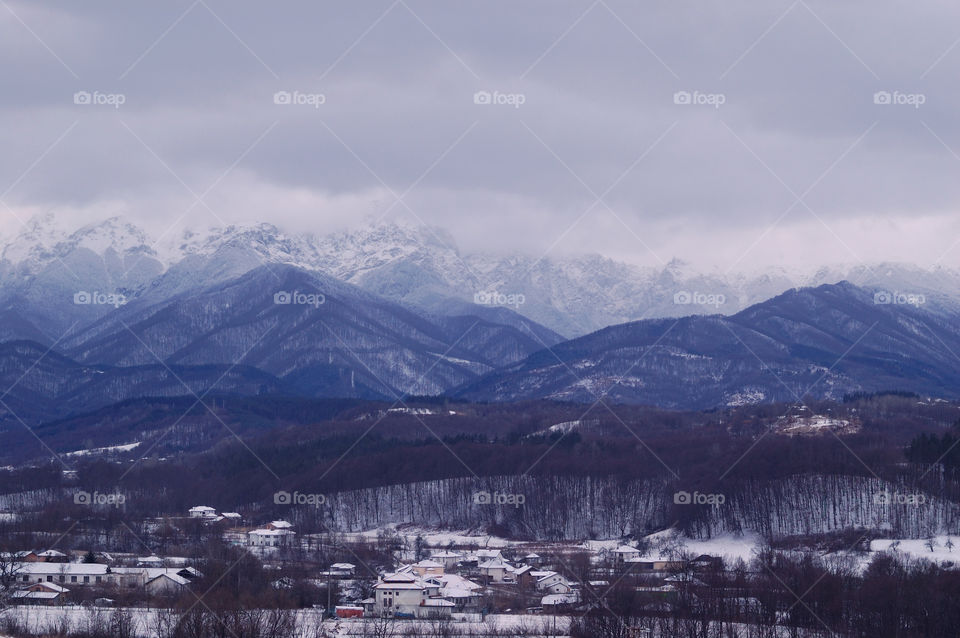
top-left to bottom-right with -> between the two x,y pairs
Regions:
2,0 -> 960,271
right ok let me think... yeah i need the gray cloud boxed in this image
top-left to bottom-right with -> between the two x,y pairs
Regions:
2,0 -> 960,271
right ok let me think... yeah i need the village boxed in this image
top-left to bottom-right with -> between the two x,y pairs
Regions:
1,503 -> 736,628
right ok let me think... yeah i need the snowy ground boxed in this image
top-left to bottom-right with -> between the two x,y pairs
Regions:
870,535 -> 960,567
0,607 -> 569,637
583,530 -> 764,564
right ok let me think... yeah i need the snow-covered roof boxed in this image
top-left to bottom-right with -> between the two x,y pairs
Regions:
613,545 -> 640,554
542,593 -> 579,605
148,573 -> 190,586
24,582 -> 69,593
413,559 -> 443,568
19,563 -> 108,575
189,506 -> 215,512
269,520 -> 293,529
330,562 -> 356,570
12,590 -> 62,600
37,550 -> 67,557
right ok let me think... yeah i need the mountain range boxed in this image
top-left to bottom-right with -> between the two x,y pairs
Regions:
5,213 -> 960,340
0,214 -> 958,427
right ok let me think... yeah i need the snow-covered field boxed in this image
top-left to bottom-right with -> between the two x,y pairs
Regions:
870,535 -> 960,566
0,607 -> 569,637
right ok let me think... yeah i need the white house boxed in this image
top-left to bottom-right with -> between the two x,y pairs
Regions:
536,571 -> 573,594
374,572 -> 456,619
189,506 -> 216,518
478,557 -> 513,583
612,545 -> 641,565
248,528 -> 296,549
425,573 -> 483,612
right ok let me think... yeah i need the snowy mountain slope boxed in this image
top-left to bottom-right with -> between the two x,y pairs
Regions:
4,213 -> 960,341
456,282 -> 960,408
59,264 -> 559,401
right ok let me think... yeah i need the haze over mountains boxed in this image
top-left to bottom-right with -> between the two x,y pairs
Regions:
0,213 -> 958,424
4,213 -> 960,339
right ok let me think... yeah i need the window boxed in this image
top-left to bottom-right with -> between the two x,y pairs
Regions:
71,576 -> 77,583
83,576 -> 90,583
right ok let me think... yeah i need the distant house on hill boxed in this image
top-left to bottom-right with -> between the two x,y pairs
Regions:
248,528 -> 296,549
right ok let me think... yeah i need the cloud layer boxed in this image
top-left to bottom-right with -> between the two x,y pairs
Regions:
2,0 -> 960,271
